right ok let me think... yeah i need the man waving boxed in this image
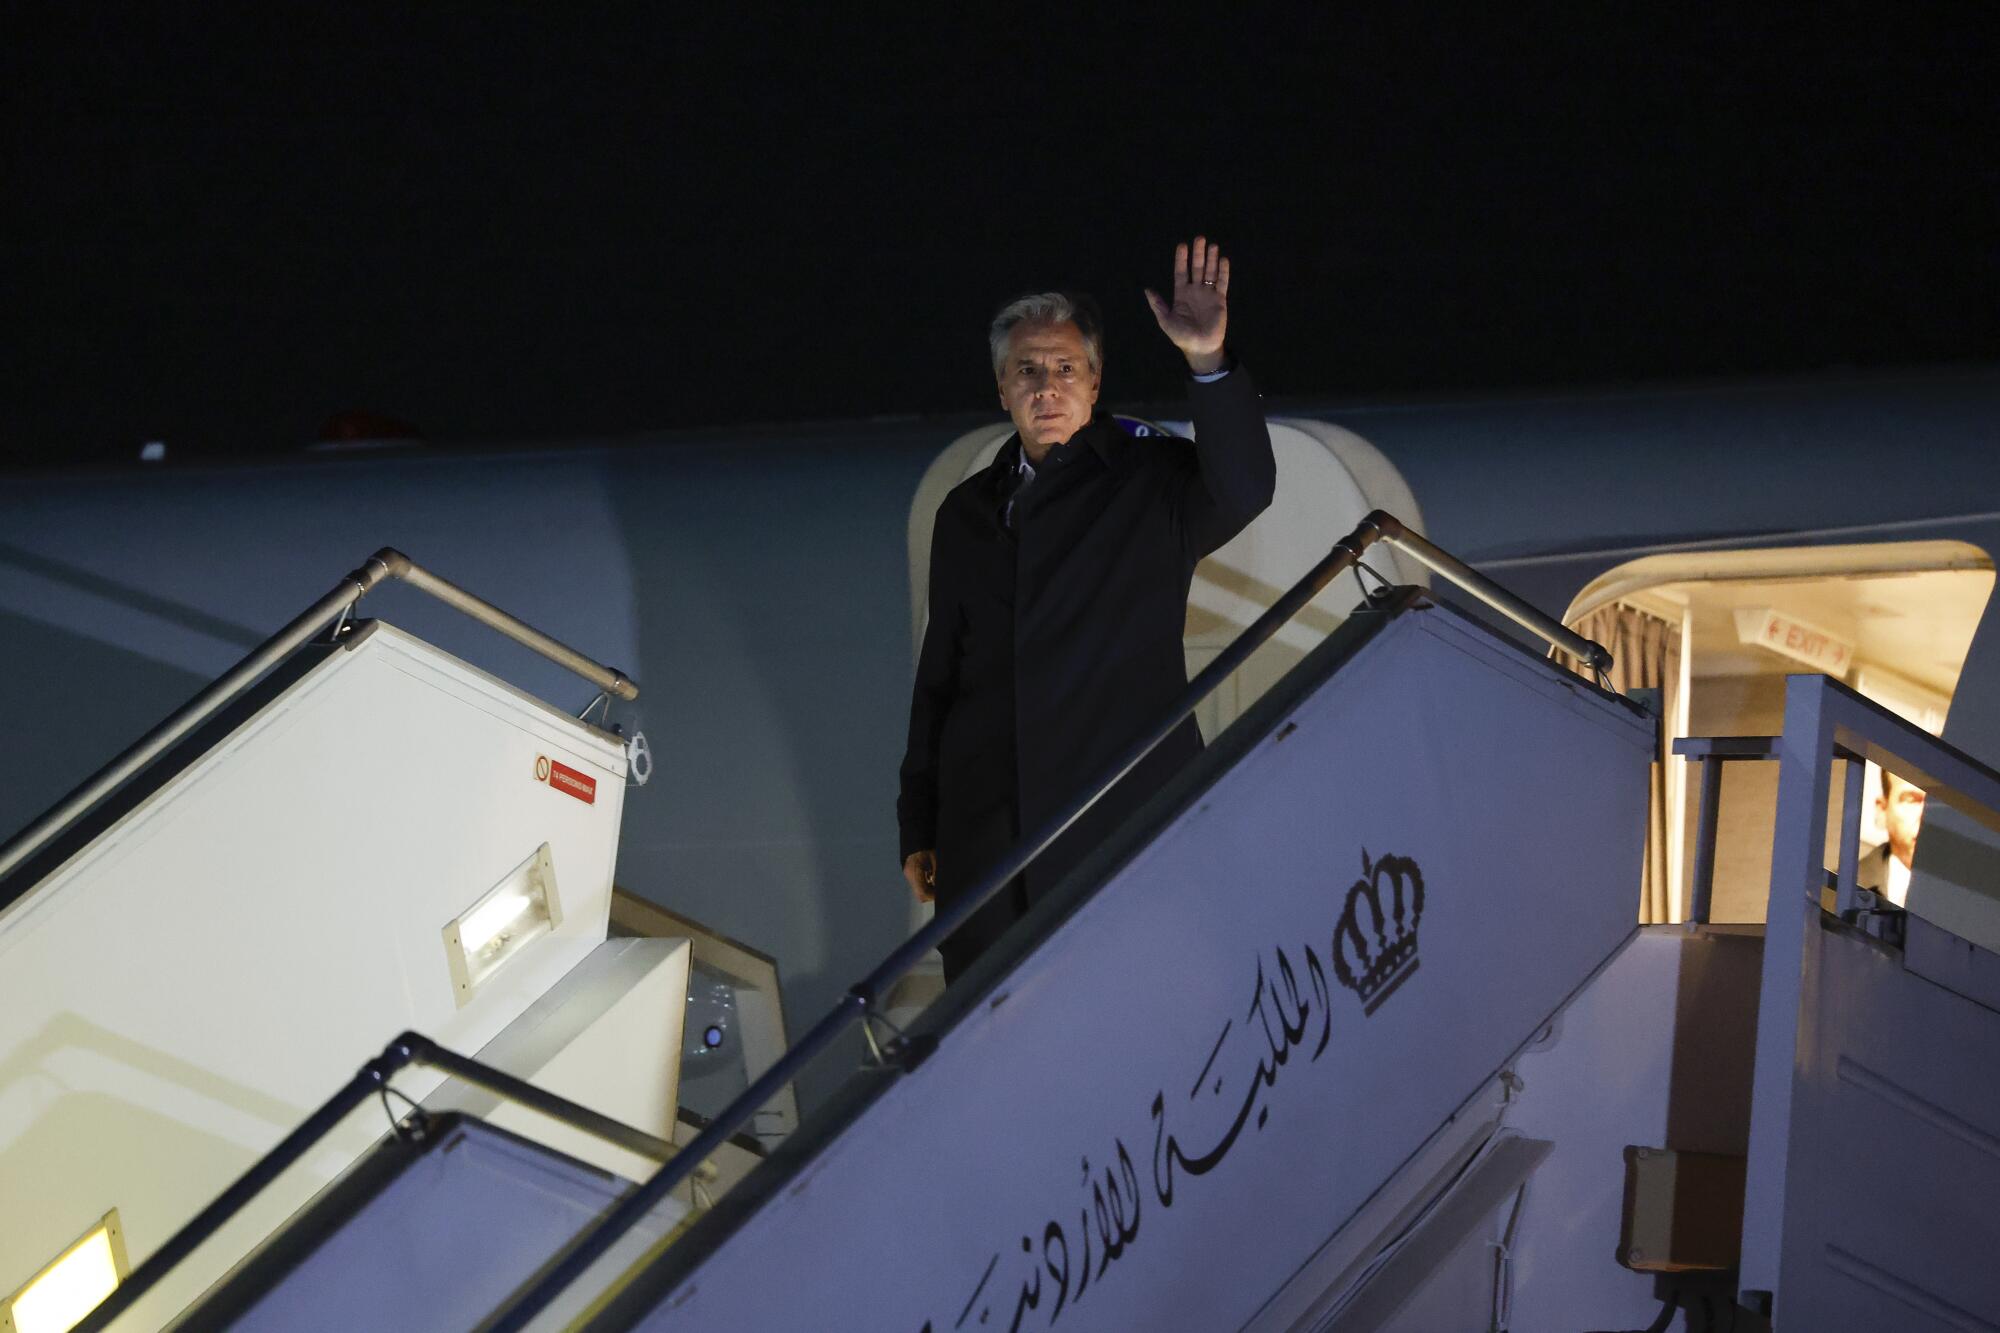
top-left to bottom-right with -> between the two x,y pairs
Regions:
898,238 -> 1276,982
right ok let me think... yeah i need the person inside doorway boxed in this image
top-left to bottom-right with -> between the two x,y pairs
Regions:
1859,768 -> 1927,907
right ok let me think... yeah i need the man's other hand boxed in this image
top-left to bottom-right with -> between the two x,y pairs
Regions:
1144,236 -> 1229,375
904,849 -> 937,903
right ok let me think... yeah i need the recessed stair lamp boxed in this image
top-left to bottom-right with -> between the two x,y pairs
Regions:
2,1210 -> 128,1333
444,844 -> 563,1008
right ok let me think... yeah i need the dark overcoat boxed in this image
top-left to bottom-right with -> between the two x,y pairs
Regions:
897,367 -> 1275,977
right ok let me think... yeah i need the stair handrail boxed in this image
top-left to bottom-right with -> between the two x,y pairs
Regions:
72,1030 -> 676,1333
1736,673 -> 2000,1307
0,547 -> 638,887
1369,512 -> 1613,678
483,509 -> 1614,1332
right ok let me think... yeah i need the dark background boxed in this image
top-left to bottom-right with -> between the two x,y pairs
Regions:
6,7 -> 1998,466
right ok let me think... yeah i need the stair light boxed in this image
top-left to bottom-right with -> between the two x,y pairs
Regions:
444,844 -> 563,1007
3,1211 -> 128,1333
459,887 -> 535,953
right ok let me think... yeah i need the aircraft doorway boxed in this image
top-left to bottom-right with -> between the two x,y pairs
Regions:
1564,541 -> 1994,923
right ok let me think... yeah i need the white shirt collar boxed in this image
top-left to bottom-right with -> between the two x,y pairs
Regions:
1886,853 -> 1912,908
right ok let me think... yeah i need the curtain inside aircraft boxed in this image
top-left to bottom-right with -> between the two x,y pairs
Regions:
1573,603 -> 1681,923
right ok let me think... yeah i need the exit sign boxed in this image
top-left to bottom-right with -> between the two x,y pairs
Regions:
1733,607 -> 1854,675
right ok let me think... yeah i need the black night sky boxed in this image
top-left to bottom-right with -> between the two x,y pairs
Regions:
6,7 -> 1998,466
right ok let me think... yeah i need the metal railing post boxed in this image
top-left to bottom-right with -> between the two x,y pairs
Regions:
1833,756 -> 1867,917
1689,755 -> 1724,927
1739,679 -> 1839,1305
1672,736 -> 1782,927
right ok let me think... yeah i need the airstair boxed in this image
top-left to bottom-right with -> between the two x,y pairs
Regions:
0,552 -> 773,1330
5,524 -> 1999,1331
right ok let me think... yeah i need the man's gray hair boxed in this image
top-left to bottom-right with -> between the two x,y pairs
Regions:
988,291 -> 1104,378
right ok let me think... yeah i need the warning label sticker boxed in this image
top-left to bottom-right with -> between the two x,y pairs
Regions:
535,755 -> 597,805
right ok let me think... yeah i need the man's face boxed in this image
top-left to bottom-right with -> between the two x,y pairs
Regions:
1880,771 -> 1927,867
997,320 -> 1101,453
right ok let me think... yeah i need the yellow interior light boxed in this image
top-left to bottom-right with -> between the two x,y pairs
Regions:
443,843 -> 563,1007
3,1211 -> 128,1333
458,887 -> 534,952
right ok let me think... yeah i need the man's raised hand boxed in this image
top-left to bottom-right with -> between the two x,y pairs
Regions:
1144,236 -> 1230,375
